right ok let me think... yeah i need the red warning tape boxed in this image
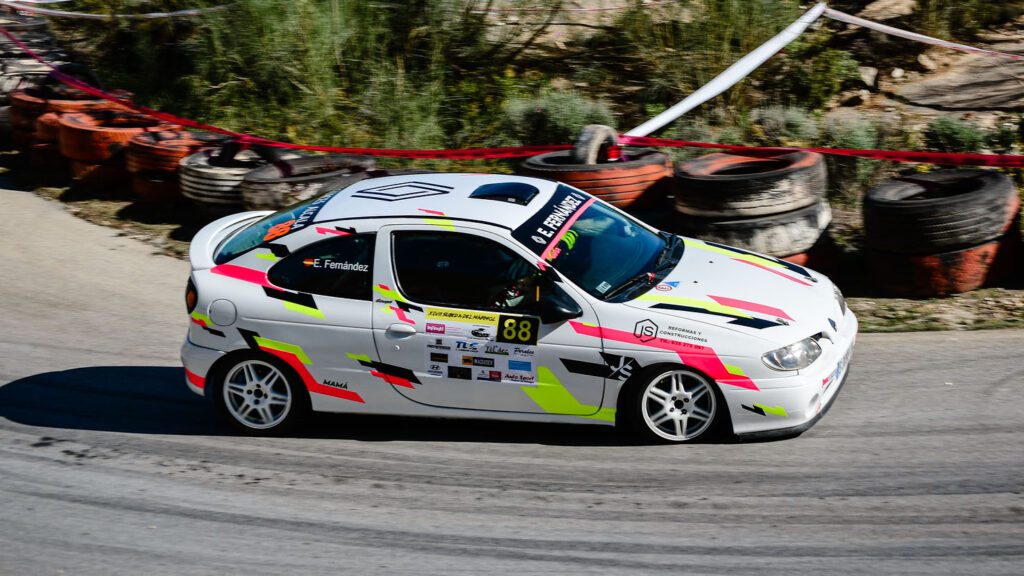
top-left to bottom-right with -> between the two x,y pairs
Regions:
618,135 -> 1024,168
1,24 -> 1021,166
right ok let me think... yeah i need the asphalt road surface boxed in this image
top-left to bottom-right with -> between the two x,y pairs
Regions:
1,188 -> 1022,575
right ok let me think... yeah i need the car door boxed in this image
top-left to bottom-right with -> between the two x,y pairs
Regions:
370,224 -> 608,415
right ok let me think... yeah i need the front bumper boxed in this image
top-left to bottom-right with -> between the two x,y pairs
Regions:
180,333 -> 225,397
726,307 -> 858,438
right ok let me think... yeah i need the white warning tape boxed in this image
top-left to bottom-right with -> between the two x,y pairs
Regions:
625,2 -> 827,137
0,1 -> 232,20
823,8 -> 1024,61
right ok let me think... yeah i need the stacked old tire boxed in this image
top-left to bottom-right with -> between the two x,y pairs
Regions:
127,131 -> 231,201
9,86 -> 132,151
518,125 -> 672,209
57,109 -> 179,186
180,145 -> 313,214
241,154 -> 377,210
863,169 -> 1021,296
673,150 -> 831,264
29,111 -> 65,179
0,11 -> 65,132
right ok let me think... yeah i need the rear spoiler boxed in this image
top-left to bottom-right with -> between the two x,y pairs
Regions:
188,211 -> 272,270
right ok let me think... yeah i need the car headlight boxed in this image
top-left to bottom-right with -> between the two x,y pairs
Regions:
833,283 -> 846,315
762,337 -> 822,371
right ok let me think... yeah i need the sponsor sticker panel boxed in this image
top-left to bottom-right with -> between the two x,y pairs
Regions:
422,334 -> 538,383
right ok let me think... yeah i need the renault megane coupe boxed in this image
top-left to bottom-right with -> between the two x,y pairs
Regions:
181,173 -> 855,442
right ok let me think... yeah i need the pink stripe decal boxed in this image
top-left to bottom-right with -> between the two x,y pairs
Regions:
370,369 -> 414,389
541,198 -> 596,260
315,227 -> 350,236
732,259 -> 813,287
418,208 -> 445,216
210,264 -> 274,288
708,295 -> 793,321
260,347 -> 365,403
390,306 -> 415,325
569,321 -> 759,391
184,368 -> 205,389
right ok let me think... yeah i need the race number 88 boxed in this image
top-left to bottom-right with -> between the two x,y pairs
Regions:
496,315 -> 539,346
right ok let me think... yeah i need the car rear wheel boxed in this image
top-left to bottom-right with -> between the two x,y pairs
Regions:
215,353 -> 308,434
629,368 -> 720,443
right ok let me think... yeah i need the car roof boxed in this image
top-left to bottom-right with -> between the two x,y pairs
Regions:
313,173 -> 564,230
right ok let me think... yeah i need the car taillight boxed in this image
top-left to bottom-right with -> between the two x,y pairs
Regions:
185,278 -> 198,313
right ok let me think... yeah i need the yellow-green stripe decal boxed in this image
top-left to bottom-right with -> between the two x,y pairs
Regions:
724,364 -> 746,376
346,353 -> 372,363
635,293 -> 753,318
424,217 -> 456,232
754,403 -> 788,417
283,301 -> 325,319
191,311 -> 213,324
373,284 -> 407,303
255,252 -> 278,261
253,336 -> 312,365
683,238 -> 783,269
522,367 -> 615,422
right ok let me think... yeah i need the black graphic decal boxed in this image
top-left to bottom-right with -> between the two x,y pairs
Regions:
648,303 -> 783,330
561,353 -> 640,381
267,243 -> 291,258
350,355 -> 421,385
742,404 -> 767,416
263,286 -> 318,310
352,181 -> 453,202
704,241 -> 812,279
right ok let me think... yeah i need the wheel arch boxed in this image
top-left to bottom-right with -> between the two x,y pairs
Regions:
615,361 -> 734,441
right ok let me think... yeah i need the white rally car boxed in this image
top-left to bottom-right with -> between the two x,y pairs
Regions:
181,174 -> 856,442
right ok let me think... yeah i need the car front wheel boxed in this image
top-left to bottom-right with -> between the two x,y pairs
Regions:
215,353 -> 308,435
628,367 -> 720,443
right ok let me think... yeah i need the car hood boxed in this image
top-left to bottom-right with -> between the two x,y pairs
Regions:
622,239 -> 843,345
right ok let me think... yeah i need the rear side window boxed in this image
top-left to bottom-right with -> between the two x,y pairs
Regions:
214,189 -> 342,264
268,234 -> 375,300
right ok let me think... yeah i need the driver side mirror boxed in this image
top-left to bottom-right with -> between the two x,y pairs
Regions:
539,283 -> 582,324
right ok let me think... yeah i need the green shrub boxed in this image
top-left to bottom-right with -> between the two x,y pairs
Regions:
748,106 -> 819,146
914,0 -> 1023,39
766,38 -> 861,109
987,123 -> 1018,153
502,91 -> 614,146
923,116 -> 986,153
820,117 -> 882,199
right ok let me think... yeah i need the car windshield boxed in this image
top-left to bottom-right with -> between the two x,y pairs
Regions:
214,189 -> 343,264
512,184 -> 670,300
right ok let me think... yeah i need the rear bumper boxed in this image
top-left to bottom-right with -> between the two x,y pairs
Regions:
180,333 -> 225,397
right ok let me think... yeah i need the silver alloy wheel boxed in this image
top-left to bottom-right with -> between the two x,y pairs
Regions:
640,369 -> 717,442
222,359 -> 293,430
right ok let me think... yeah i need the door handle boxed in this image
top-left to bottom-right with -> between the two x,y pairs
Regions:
386,323 -> 417,337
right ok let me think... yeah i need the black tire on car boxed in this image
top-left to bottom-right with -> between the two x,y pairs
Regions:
675,198 -> 832,257
212,351 -> 310,435
570,124 -> 619,164
862,169 -> 1019,254
241,154 -> 377,210
618,364 -> 727,443
674,150 -> 827,218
